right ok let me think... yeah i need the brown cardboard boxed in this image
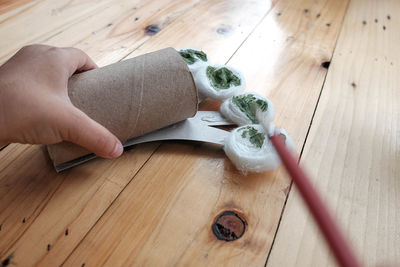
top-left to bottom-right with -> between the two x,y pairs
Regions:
47,48 -> 198,168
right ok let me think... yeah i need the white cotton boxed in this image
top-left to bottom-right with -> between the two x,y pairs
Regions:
178,48 -> 209,74
224,125 -> 295,173
224,124 -> 280,173
274,128 -> 296,152
193,64 -> 245,101
220,92 -> 275,126
187,58 -> 208,74
198,94 -> 206,104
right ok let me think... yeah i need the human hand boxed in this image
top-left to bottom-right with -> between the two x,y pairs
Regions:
0,44 -> 123,158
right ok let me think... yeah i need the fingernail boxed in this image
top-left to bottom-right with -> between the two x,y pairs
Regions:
111,142 -> 123,158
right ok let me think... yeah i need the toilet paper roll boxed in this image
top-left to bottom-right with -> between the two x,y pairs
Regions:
47,47 -> 198,169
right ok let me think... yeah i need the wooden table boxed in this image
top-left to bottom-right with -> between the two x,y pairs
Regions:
0,0 -> 399,266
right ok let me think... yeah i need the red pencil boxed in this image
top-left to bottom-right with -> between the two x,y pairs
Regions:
269,134 -> 361,267
255,108 -> 361,267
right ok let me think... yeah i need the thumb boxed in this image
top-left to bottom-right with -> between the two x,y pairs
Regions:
60,106 -> 123,158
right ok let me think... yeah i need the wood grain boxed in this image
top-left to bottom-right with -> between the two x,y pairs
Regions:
0,143 -> 159,266
63,0 -> 349,266
40,0 -> 203,66
0,0 -> 36,17
124,0 -> 275,64
0,0 -> 275,266
267,0 -> 400,266
0,0 -> 115,63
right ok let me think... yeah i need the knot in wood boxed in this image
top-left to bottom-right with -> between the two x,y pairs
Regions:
321,61 -> 330,69
144,24 -> 160,35
212,211 -> 246,241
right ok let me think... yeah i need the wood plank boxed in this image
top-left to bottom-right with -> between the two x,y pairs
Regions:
0,0 -> 37,17
0,0 -> 275,265
0,0 -> 116,62
267,0 -> 400,266
0,143 -> 159,266
63,0 -> 349,265
124,0 -> 274,64
39,0 -> 203,66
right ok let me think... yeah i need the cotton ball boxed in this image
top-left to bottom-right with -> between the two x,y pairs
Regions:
224,124 -> 280,173
220,92 -> 275,126
193,64 -> 245,101
274,128 -> 295,152
224,125 -> 296,173
178,48 -> 209,74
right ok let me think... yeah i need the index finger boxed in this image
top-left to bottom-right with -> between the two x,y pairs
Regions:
62,47 -> 98,76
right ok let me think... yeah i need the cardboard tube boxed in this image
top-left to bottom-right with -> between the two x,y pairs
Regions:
47,48 -> 198,169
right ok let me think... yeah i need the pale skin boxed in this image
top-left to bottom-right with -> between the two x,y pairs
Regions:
0,44 -> 123,158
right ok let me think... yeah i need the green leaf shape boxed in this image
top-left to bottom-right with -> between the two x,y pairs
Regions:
232,94 -> 268,123
179,49 -> 208,65
206,66 -> 241,91
238,126 -> 265,148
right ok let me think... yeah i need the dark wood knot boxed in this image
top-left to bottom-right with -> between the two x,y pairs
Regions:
212,211 -> 246,241
321,61 -> 330,69
144,24 -> 160,35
